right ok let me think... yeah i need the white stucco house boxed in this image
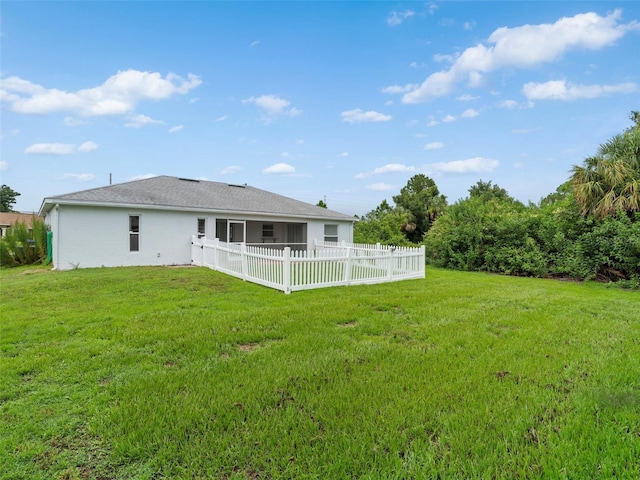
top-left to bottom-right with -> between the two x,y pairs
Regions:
39,175 -> 354,271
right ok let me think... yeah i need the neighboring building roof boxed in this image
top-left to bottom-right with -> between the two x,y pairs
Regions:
39,175 -> 354,221
0,212 -> 41,228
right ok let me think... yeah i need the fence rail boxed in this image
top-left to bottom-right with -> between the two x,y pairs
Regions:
191,237 -> 425,293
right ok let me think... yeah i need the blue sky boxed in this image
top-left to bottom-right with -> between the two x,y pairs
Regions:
1,1 -> 639,216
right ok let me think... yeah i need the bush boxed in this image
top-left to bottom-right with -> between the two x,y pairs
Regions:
424,188 -> 638,286
354,202 -> 413,247
563,213 -> 640,283
0,217 -> 49,267
424,197 -> 547,276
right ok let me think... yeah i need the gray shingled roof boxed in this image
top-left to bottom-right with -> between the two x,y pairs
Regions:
40,176 -> 353,221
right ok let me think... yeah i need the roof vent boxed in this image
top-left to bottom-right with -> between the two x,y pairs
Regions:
178,177 -> 200,183
228,183 -> 247,188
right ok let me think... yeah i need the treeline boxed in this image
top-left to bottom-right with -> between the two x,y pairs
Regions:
354,112 -> 640,288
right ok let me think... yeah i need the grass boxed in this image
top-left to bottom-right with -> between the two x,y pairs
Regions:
1,265 -> 639,479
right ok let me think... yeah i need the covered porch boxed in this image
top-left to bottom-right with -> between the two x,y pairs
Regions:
212,219 -> 308,250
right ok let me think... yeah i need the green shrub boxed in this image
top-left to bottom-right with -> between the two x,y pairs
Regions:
0,217 -> 49,267
354,201 -> 413,246
564,213 -> 640,282
424,197 -> 547,276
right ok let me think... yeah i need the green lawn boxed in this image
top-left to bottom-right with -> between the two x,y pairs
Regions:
1,265 -> 639,479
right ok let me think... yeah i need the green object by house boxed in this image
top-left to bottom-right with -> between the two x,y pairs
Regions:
46,231 -> 53,265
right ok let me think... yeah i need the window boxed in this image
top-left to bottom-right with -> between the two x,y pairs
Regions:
324,224 -> 338,243
215,219 -> 227,241
197,218 -> 206,238
262,223 -> 274,238
129,215 -> 140,252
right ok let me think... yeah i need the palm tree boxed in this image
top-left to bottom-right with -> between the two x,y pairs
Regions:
571,128 -> 640,219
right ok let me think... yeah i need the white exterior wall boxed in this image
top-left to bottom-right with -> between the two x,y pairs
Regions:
47,204 -> 354,270
51,205 -> 214,270
306,219 -> 353,245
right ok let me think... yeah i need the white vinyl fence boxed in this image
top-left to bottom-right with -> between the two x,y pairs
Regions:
191,236 -> 425,294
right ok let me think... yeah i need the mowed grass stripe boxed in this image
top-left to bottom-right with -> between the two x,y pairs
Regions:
1,266 -> 639,479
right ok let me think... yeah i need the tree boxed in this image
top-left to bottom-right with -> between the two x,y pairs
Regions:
571,127 -> 640,219
354,200 -> 412,246
316,199 -> 327,208
392,174 -> 447,243
629,110 -> 640,131
0,185 -> 20,212
468,180 -> 512,203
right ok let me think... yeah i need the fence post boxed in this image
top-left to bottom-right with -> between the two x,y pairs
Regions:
283,247 -> 291,294
202,236 -> 207,267
345,246 -> 353,286
241,243 -> 248,281
213,238 -> 219,270
387,247 -> 395,279
420,245 -> 426,277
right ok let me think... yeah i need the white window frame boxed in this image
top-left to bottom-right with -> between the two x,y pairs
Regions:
324,224 -> 338,243
129,215 -> 140,252
197,218 -> 206,238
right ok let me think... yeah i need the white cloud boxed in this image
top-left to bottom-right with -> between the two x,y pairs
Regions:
356,163 -> 415,179
433,53 -> 455,64
442,114 -> 456,123
216,115 -> 228,122
25,141 -> 98,155
25,143 -> 76,155
250,40 -> 260,47
457,93 -> 479,101
62,173 -> 95,181
366,183 -> 395,191
124,114 -> 163,128
461,108 -> 479,118
498,99 -> 518,109
0,161 -> 8,171
340,151 -> 349,157
129,173 -> 157,181
77,141 -> 98,152
221,165 -> 242,175
426,119 -> 439,127
243,94 -> 301,123
396,10 -> 637,103
381,84 -> 419,94
263,162 -> 295,174
64,116 -> 87,126
342,108 -> 391,124
522,80 -> 637,100
168,125 -> 184,133
464,21 -> 476,31
387,9 -> 415,26
424,142 -> 444,150
424,157 -> 499,174
0,69 -> 201,116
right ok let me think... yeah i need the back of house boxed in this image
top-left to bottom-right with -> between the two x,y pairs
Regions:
39,176 -> 354,270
